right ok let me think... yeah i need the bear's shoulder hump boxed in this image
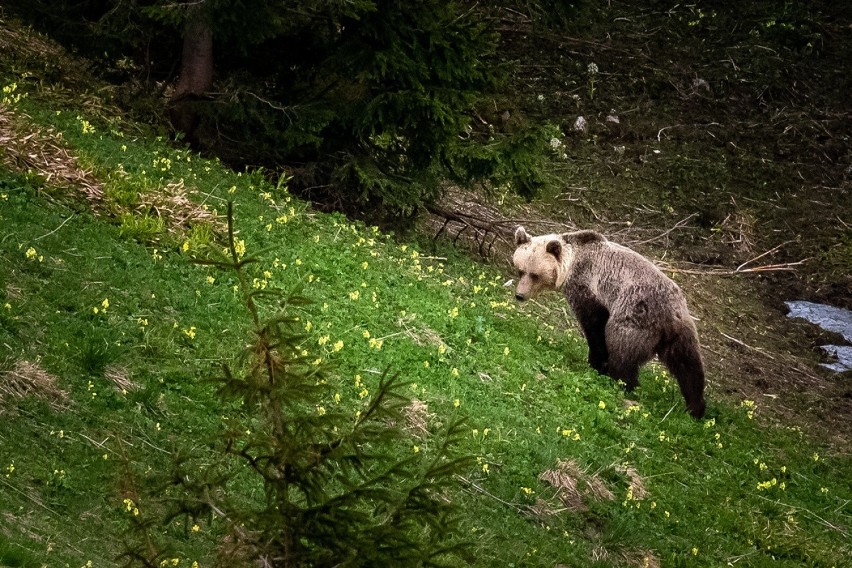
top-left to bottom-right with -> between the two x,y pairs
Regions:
563,230 -> 606,246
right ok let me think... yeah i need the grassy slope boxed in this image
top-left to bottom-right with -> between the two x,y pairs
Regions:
0,97 -> 850,567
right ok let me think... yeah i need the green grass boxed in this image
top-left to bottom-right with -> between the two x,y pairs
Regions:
0,87 -> 850,567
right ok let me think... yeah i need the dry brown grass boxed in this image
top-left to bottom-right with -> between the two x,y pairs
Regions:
403,398 -> 432,439
631,550 -> 662,568
615,463 -> 649,500
0,105 -> 105,204
104,365 -> 139,394
0,360 -> 68,410
136,179 -> 225,235
397,313 -> 448,351
537,459 -> 614,514
526,497 -> 566,519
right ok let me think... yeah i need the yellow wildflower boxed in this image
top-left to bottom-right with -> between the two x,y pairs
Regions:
234,239 -> 246,258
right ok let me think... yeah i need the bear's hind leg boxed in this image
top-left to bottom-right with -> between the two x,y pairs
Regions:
604,323 -> 657,391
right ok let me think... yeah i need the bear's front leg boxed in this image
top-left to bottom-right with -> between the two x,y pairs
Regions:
608,361 -> 640,391
570,298 -> 610,375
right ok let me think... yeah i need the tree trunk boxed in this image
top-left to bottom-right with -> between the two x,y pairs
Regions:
169,12 -> 213,147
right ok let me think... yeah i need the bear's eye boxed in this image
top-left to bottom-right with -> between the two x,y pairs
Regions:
530,274 -> 539,282
518,270 -> 526,278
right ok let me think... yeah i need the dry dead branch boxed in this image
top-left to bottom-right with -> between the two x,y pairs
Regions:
735,239 -> 794,272
525,497 -> 567,519
455,475 -> 525,514
631,213 -> 697,247
425,186 -> 575,260
661,259 -> 808,277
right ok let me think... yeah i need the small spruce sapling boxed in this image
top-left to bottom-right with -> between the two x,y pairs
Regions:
121,202 -> 473,567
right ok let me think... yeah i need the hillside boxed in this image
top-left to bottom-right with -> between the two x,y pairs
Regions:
1,9 -> 851,568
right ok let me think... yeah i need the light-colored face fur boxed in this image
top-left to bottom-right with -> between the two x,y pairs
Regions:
512,226 -> 571,301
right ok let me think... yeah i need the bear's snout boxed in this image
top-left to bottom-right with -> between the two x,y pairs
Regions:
515,292 -> 528,302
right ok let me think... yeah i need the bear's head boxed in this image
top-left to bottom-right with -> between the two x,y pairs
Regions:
512,226 -> 572,302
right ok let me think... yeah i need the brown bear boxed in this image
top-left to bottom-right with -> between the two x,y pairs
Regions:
512,227 -> 706,418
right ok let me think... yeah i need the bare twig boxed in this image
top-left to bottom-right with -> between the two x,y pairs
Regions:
632,213 -> 697,246
0,475 -> 61,516
753,494 -> 849,538
657,125 -> 682,141
736,240 -> 794,272
662,259 -> 808,276
455,475 -> 524,513
719,332 -> 776,360
35,213 -> 75,241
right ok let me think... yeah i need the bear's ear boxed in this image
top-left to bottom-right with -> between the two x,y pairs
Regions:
545,239 -> 562,261
514,226 -> 531,246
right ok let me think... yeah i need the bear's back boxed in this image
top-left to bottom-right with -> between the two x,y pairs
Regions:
569,238 -> 687,318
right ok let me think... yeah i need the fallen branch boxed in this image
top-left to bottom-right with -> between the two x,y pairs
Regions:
455,475 -> 525,514
662,259 -> 808,276
736,240 -> 794,272
753,494 -> 849,538
719,331 -> 776,360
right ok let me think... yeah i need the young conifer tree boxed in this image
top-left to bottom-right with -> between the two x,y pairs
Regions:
122,203 -> 473,567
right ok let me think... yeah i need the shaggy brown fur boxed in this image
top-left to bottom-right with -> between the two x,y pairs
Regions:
513,227 -> 706,418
